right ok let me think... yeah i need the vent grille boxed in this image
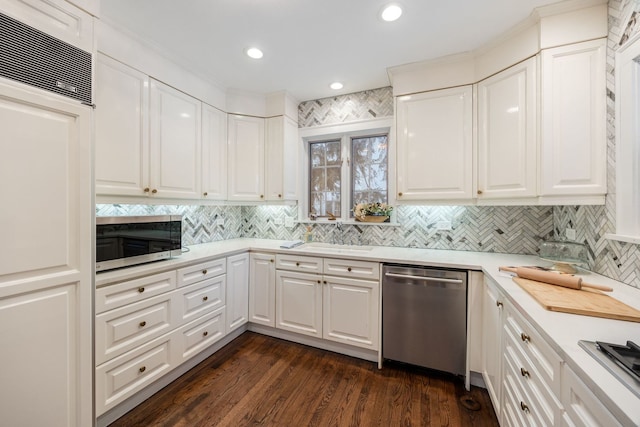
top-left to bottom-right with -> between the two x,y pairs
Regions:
0,12 -> 92,104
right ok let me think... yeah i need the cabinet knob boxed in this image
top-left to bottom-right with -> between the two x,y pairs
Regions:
203,331 -> 208,337
398,192 -> 403,197
278,194 -> 282,198
202,269 -> 208,275
295,262 -> 300,266
139,366 -> 146,373
202,296 -> 208,302
520,367 -> 530,378
260,194 -> 264,199
520,332 -> 530,343
138,287 -> 145,293
203,192 -> 208,196
323,280 -> 327,284
477,190 -> 483,195
520,401 -> 530,414
347,267 -> 352,272
151,189 -> 158,194
139,321 -> 147,327
317,280 -> 321,284
496,301 -> 503,308
270,259 -> 274,263
143,187 -> 150,193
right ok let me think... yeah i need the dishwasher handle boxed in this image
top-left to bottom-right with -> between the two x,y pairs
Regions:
384,272 -> 464,284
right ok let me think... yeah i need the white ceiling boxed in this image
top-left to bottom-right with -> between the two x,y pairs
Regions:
100,0 -> 564,102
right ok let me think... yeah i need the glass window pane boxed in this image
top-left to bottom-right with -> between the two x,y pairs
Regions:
351,134 -> 388,209
309,140 -> 341,218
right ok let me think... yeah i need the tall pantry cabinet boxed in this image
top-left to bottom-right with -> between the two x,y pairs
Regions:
0,1 -> 95,426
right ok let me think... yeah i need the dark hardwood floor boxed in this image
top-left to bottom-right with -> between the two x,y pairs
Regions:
110,332 -> 498,427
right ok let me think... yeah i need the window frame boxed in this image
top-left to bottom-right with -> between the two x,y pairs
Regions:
298,118 -> 395,223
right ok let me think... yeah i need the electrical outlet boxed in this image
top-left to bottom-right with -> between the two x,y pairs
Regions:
436,221 -> 452,231
284,217 -> 294,228
274,218 -> 284,225
565,228 -> 576,240
216,218 -> 224,226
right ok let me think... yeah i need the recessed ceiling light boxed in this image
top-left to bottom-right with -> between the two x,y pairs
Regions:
246,47 -> 263,59
330,82 -> 343,90
381,3 -> 403,22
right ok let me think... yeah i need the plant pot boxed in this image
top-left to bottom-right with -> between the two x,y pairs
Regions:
356,215 -> 389,223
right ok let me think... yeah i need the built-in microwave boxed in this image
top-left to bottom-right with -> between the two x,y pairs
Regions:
96,215 -> 182,272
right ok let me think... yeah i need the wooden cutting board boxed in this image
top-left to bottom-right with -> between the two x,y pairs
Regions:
513,277 -> 640,323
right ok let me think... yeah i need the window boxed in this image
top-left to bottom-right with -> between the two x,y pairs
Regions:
308,132 -> 389,219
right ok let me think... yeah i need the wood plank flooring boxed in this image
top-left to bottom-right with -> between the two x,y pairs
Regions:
109,332 -> 498,427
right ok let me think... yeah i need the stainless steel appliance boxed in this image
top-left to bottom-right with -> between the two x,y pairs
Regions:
579,340 -> 640,398
382,264 -> 467,376
96,215 -> 182,272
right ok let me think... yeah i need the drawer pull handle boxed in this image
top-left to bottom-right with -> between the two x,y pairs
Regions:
520,332 -> 530,343
520,401 -> 530,413
203,296 -> 209,302
138,287 -> 145,293
203,192 -> 208,196
139,366 -> 146,373
520,367 -> 530,378
496,301 -> 503,308
202,269 -> 208,275
151,189 -> 157,194
139,321 -> 147,327
143,187 -> 150,193
203,331 -> 208,337
347,267 -> 352,272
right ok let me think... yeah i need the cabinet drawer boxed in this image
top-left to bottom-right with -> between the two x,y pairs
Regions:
504,306 -> 562,396
96,333 -> 176,415
177,307 -> 226,362
561,366 -> 622,427
276,254 -> 323,273
177,274 -> 226,326
96,271 -> 177,314
95,292 -> 176,365
323,258 -> 379,280
504,332 -> 562,426
177,258 -> 226,287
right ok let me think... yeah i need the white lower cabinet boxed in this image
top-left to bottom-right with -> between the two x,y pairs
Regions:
226,253 -> 250,333
96,256 -> 231,416
249,252 -> 276,327
273,254 -> 380,351
483,276 -> 622,426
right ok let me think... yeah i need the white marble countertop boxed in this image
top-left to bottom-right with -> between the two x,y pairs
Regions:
95,238 -> 640,425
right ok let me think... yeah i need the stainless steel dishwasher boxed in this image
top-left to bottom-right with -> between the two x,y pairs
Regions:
382,264 -> 467,376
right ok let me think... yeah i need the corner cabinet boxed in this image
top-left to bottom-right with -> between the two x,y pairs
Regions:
201,103 -> 228,200
396,86 -> 473,201
227,114 -> 266,201
477,57 -> 537,200
266,115 -> 299,201
540,39 -> 606,197
249,252 -> 276,327
0,81 -> 93,427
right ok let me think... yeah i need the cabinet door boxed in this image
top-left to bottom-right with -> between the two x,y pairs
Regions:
265,116 -> 284,201
249,253 -> 276,327
482,278 -> 504,420
149,79 -> 202,199
283,115 -> 299,200
95,53 -> 150,196
396,86 -> 473,200
477,58 -> 537,199
202,103 -> 227,200
226,253 -> 249,333
0,81 -> 92,427
227,114 -> 265,201
323,276 -> 379,350
540,39 -> 606,196
276,270 -> 322,338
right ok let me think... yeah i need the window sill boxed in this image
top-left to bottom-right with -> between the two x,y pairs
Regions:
297,219 -> 400,227
604,233 -> 640,245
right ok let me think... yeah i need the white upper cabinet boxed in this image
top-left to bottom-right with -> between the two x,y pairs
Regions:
265,115 -> 299,201
540,39 -> 606,197
227,114 -> 266,201
477,57 -> 537,200
202,103 -> 228,200
396,86 -> 473,201
149,79 -> 202,199
95,54 -> 150,197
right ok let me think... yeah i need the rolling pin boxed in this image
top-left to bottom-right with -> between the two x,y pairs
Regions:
499,266 -> 613,292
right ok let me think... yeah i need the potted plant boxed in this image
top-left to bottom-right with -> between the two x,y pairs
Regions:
353,202 -> 393,222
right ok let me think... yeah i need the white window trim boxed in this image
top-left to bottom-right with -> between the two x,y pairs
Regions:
298,117 -> 395,223
606,30 -> 640,243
